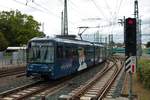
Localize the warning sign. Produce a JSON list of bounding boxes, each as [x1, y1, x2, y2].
[[125, 56, 136, 73]]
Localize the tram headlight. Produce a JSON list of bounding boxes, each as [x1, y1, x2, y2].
[[49, 69, 51, 71], [29, 65, 33, 68], [41, 65, 51, 72], [28, 65, 33, 70], [41, 66, 48, 69]]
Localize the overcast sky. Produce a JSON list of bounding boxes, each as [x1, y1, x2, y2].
[[0, 0, 149, 37]]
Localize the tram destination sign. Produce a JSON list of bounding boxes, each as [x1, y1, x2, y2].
[[31, 42, 53, 46]]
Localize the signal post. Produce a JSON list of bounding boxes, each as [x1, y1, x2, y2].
[[124, 18, 137, 100]]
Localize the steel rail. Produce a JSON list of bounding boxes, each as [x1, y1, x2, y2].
[[59, 57, 123, 100], [97, 61, 123, 99], [72, 62, 114, 99], [0, 67, 25, 78]]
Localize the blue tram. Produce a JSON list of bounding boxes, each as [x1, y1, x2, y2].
[[26, 37, 107, 79]]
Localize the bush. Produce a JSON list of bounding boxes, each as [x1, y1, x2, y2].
[[137, 59, 150, 89], [146, 41, 150, 48], [0, 32, 8, 51]]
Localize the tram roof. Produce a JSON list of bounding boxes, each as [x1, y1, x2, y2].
[[30, 37, 93, 46], [93, 43, 104, 47]]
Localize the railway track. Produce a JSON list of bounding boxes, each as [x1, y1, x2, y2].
[[0, 74, 79, 100], [28, 62, 109, 100], [0, 57, 122, 100], [0, 78, 72, 100], [0, 63, 108, 100], [0, 67, 25, 78], [103, 58, 124, 100], [0, 80, 43, 100], [59, 57, 123, 100]]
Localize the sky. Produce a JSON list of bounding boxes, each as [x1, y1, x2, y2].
[[0, 0, 150, 39]]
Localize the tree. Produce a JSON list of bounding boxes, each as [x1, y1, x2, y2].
[[0, 10, 45, 46], [146, 41, 150, 48], [0, 32, 8, 51]]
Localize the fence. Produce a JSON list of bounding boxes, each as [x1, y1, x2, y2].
[[0, 50, 26, 68]]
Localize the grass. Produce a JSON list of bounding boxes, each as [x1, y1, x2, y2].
[[133, 74, 150, 100], [133, 57, 150, 100]]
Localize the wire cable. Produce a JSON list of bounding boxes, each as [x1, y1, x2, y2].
[[104, 0, 112, 16], [13, 0, 46, 13], [90, 0, 110, 22], [32, 2, 60, 18], [116, 0, 124, 16]]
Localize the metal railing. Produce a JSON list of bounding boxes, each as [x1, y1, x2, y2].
[[0, 51, 26, 68]]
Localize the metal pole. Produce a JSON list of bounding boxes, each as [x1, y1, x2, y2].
[[105, 37, 107, 58], [64, 0, 68, 35], [129, 72, 133, 100], [128, 53, 133, 100], [61, 11, 64, 35], [108, 34, 111, 56]]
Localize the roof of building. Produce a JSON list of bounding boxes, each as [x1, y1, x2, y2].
[[7, 47, 27, 50]]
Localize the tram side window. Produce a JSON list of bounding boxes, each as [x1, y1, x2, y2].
[[85, 46, 94, 58], [100, 47, 102, 58], [64, 46, 77, 59], [65, 47, 71, 58], [73, 48, 78, 57], [57, 46, 63, 59], [65, 47, 74, 58]]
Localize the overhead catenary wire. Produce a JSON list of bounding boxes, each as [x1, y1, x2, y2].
[[69, 0, 87, 19], [115, 0, 119, 14], [12, 0, 78, 33], [24, 0, 61, 18], [26, 0, 34, 5], [116, 0, 124, 17], [57, 0, 86, 23], [104, 0, 112, 17], [13, 0, 47, 13], [13, 0, 62, 19], [58, 0, 85, 27], [12, 0, 128, 36], [13, 0, 76, 25], [90, 0, 110, 22], [110, 0, 124, 34], [90, 0, 118, 35], [104, 0, 124, 35], [32, 1, 60, 18]]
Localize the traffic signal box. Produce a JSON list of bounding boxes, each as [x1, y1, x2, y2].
[[125, 18, 136, 56]]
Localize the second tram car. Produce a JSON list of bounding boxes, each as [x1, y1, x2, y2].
[[26, 37, 107, 79]]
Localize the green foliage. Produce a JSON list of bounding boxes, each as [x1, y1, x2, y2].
[[137, 59, 150, 89], [146, 41, 150, 48], [0, 32, 8, 51], [0, 10, 45, 46]]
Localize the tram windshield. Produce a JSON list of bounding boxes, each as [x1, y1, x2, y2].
[[28, 42, 54, 63]]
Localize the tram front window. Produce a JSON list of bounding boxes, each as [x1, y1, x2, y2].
[[28, 46, 54, 63]]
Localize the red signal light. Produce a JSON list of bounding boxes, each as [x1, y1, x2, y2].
[[127, 19, 134, 25], [132, 64, 135, 73]]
